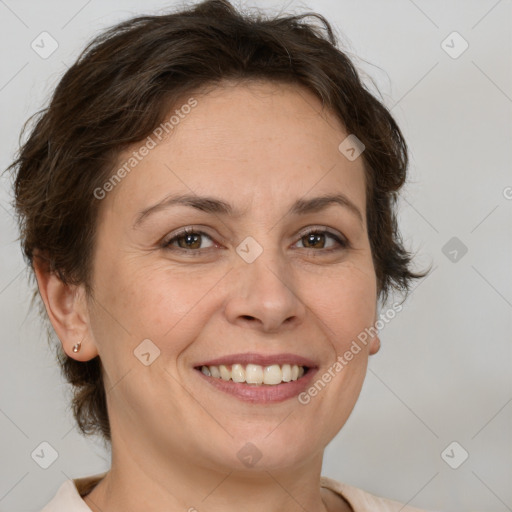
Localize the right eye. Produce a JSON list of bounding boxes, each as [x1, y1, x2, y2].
[[161, 227, 217, 253]]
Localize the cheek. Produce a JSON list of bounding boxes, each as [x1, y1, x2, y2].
[[92, 258, 226, 351], [304, 260, 377, 349]]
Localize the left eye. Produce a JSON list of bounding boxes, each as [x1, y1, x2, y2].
[[294, 229, 347, 251]]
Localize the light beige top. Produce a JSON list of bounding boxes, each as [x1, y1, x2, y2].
[[40, 472, 433, 511]]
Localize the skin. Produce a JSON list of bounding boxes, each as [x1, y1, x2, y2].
[[34, 80, 381, 512]]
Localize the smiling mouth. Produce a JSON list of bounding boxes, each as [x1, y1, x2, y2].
[[194, 363, 310, 386]]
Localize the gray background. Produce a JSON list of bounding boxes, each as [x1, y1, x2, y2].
[[0, 0, 511, 511]]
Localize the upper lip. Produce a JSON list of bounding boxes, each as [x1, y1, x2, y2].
[[194, 352, 318, 368]]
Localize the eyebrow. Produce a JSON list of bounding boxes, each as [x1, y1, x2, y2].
[[133, 192, 364, 228]]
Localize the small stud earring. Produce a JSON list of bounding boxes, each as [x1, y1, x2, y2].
[[72, 341, 82, 353]]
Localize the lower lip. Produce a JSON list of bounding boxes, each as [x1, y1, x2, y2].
[[194, 367, 318, 404]]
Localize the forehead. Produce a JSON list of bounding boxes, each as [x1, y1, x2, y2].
[[103, 80, 367, 223]]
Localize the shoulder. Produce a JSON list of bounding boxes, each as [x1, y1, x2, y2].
[[320, 476, 436, 512], [39, 473, 106, 512]]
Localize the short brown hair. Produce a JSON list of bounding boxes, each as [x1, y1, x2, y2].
[[7, 0, 429, 443]]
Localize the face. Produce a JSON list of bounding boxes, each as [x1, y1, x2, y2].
[[83, 80, 380, 473]]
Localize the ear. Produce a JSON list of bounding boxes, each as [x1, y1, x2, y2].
[[33, 252, 99, 361]]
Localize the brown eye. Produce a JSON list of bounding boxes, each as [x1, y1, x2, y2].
[[163, 229, 215, 252], [302, 232, 327, 249], [295, 229, 347, 251], [176, 232, 202, 249]]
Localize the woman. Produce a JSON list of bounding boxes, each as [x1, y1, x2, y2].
[[9, 0, 431, 510]]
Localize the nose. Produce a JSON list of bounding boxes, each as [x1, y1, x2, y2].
[[223, 246, 306, 333]]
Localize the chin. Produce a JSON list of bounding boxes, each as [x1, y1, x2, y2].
[[203, 430, 325, 474]]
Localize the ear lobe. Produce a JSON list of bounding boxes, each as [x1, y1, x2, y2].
[[33, 252, 99, 362], [369, 334, 381, 355]]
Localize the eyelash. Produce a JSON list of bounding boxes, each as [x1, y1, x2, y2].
[[161, 226, 349, 256]]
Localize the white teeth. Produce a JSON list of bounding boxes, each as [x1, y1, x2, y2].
[[245, 364, 263, 384], [219, 364, 230, 381], [198, 363, 306, 385], [263, 364, 282, 385], [281, 364, 292, 382], [231, 363, 245, 383]]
